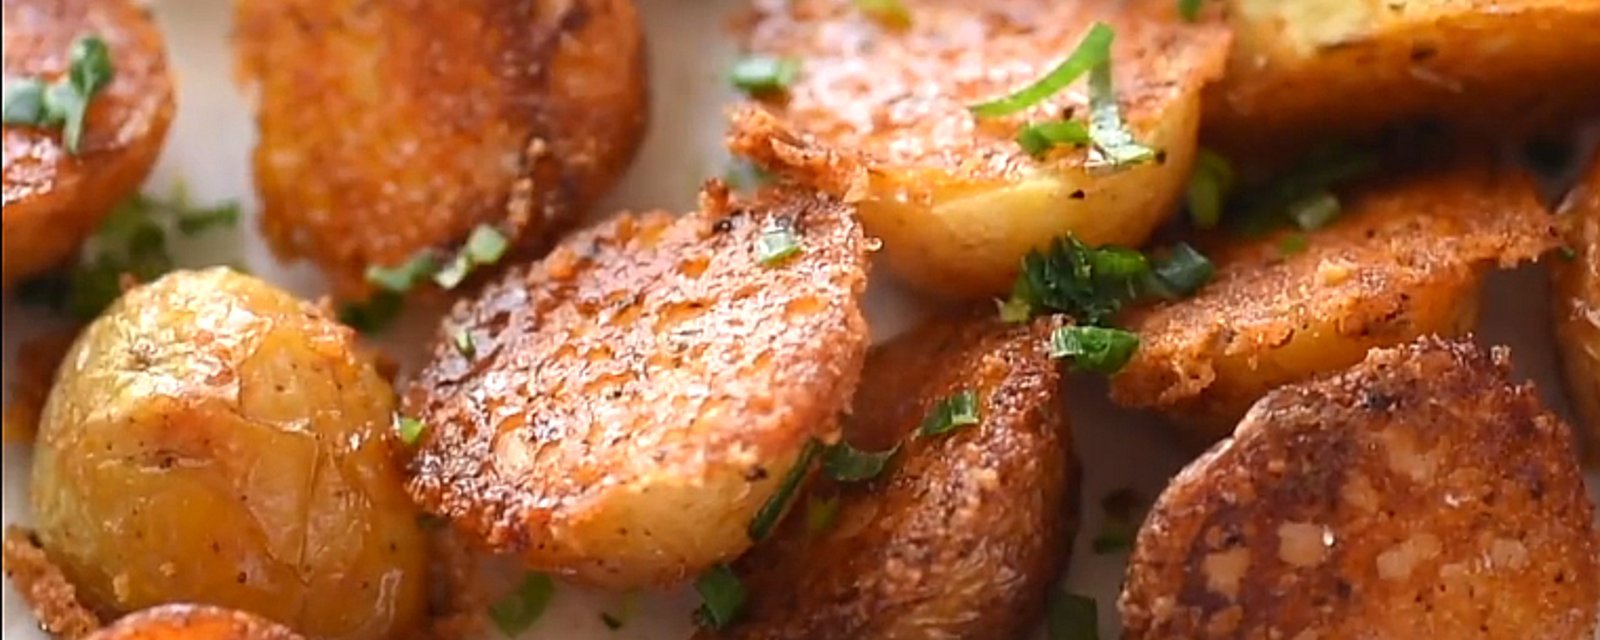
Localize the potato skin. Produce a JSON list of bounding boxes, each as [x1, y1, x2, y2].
[[1553, 153, 1600, 466], [89, 606, 304, 640], [2, 0, 174, 289], [1120, 337, 1600, 639], [728, 0, 1229, 298], [234, 0, 647, 297], [702, 314, 1076, 640], [31, 269, 428, 640], [1111, 162, 1556, 440], [405, 184, 871, 588]]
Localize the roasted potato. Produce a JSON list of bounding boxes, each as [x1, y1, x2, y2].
[[1119, 337, 1600, 638], [2, 0, 175, 289], [1553, 152, 1600, 466], [728, 0, 1230, 297], [701, 314, 1076, 639], [30, 268, 428, 640], [405, 183, 871, 588], [234, 0, 648, 297], [1206, 0, 1600, 156], [1111, 162, 1557, 440], [89, 606, 303, 640]]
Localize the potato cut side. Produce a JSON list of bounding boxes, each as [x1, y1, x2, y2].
[[1111, 162, 1557, 440], [728, 0, 1229, 298], [234, 0, 648, 298], [703, 313, 1075, 639], [404, 184, 871, 588], [1553, 152, 1600, 466], [2, 0, 174, 289], [1206, 0, 1600, 156], [89, 605, 304, 640], [1120, 337, 1600, 639]]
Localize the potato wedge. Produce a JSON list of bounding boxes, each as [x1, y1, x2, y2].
[[728, 0, 1229, 297], [2, 0, 175, 289], [703, 313, 1075, 639], [1119, 337, 1600, 638], [1111, 162, 1556, 440], [31, 269, 427, 640], [1206, 0, 1600, 156], [1553, 152, 1600, 466], [234, 0, 648, 297], [89, 605, 303, 640], [404, 184, 871, 588]]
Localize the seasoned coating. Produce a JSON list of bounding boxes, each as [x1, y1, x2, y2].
[[234, 0, 648, 297], [728, 0, 1229, 297], [1119, 338, 1600, 639], [2, 0, 174, 289], [88, 606, 303, 640], [405, 184, 871, 588], [1206, 0, 1600, 157], [3, 528, 100, 640], [31, 269, 428, 640], [1111, 162, 1557, 440], [1553, 152, 1600, 465], [703, 314, 1075, 640]]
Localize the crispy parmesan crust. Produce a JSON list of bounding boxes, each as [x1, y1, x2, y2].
[[1553, 153, 1600, 466], [3, 528, 100, 639], [405, 184, 871, 587], [88, 605, 303, 640], [1120, 337, 1600, 639]]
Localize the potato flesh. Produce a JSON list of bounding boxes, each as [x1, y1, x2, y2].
[[89, 605, 304, 640], [1553, 154, 1600, 465], [31, 269, 426, 640]]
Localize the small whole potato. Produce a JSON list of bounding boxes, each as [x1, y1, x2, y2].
[[89, 605, 304, 640], [31, 268, 427, 640], [1553, 152, 1600, 464]]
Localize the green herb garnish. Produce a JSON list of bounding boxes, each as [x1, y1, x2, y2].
[[435, 224, 510, 289], [1086, 60, 1156, 168], [367, 253, 438, 293], [969, 23, 1113, 118], [1234, 144, 1376, 233], [806, 496, 842, 535], [1047, 589, 1100, 640], [2, 36, 113, 154], [1178, 0, 1204, 21], [748, 439, 821, 541], [919, 390, 980, 437], [693, 565, 746, 630], [757, 217, 803, 265], [1017, 120, 1092, 158], [822, 441, 899, 482], [1185, 149, 1234, 229], [1557, 245, 1578, 262], [1004, 235, 1150, 326], [338, 291, 403, 333], [1049, 326, 1140, 374], [1285, 190, 1342, 231], [854, 0, 911, 28], [731, 56, 802, 96], [453, 328, 476, 358], [1145, 243, 1213, 299], [1278, 233, 1310, 256], [395, 416, 427, 446], [489, 573, 556, 637]]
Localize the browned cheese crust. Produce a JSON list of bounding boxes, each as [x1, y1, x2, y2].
[[1553, 152, 1600, 466], [405, 184, 871, 588], [2, 0, 174, 289], [88, 605, 304, 640], [1120, 337, 1600, 639], [3, 528, 100, 639], [234, 0, 648, 297], [704, 314, 1075, 640], [1112, 162, 1557, 440]]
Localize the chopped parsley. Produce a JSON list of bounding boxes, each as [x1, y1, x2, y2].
[[1145, 243, 1214, 299], [1234, 144, 1377, 234], [757, 217, 803, 265], [806, 496, 842, 535], [435, 224, 510, 289], [452, 328, 476, 358], [1185, 149, 1234, 229], [1003, 235, 1214, 326], [489, 573, 555, 637], [854, 0, 912, 28], [822, 441, 899, 482], [1090, 488, 1146, 554], [1085, 60, 1155, 169], [919, 390, 980, 437], [1049, 326, 1139, 374], [1177, 0, 1204, 22], [366, 253, 438, 293], [338, 292, 403, 333], [1285, 190, 1342, 231], [970, 23, 1113, 118], [693, 565, 747, 630], [2, 35, 113, 153], [1047, 589, 1100, 640], [730, 55, 801, 96], [748, 438, 821, 542], [394, 416, 427, 446], [1017, 120, 1092, 158]]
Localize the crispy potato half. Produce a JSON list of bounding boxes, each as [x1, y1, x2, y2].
[[2, 0, 174, 289], [728, 0, 1229, 298], [404, 184, 871, 588], [703, 314, 1076, 639], [30, 269, 428, 640], [89, 606, 304, 640], [1553, 153, 1600, 466], [1207, 0, 1600, 156], [1120, 337, 1600, 638], [234, 0, 647, 297], [1111, 162, 1557, 440]]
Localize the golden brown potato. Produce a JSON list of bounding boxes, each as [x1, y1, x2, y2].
[[701, 314, 1076, 639], [31, 268, 428, 640], [1554, 152, 1600, 466], [2, 0, 175, 289], [1119, 337, 1600, 638], [728, 0, 1229, 298], [1206, 0, 1600, 156], [1111, 162, 1557, 440], [89, 605, 303, 640], [234, 0, 648, 298], [405, 183, 871, 588]]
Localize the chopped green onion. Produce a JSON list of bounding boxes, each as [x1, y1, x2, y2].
[[2, 79, 48, 125], [822, 441, 899, 482], [969, 23, 1113, 118], [757, 218, 803, 265], [854, 0, 911, 27], [1286, 190, 1342, 230], [1177, 0, 1204, 21], [748, 439, 821, 541], [453, 328, 476, 358], [1557, 245, 1578, 261], [693, 565, 746, 630], [1146, 243, 1213, 298], [806, 496, 842, 535], [1185, 149, 1234, 229], [395, 416, 427, 446], [338, 291, 403, 333], [731, 55, 802, 96], [489, 573, 555, 637], [1086, 61, 1156, 169], [1278, 233, 1310, 256], [1004, 235, 1150, 326], [465, 224, 510, 264], [1049, 326, 1140, 374], [175, 202, 241, 235], [1047, 590, 1100, 640], [919, 390, 980, 437], [2, 35, 113, 154], [367, 253, 438, 293], [998, 294, 1033, 324], [433, 254, 473, 289], [1235, 145, 1376, 234], [1090, 525, 1134, 554], [1017, 120, 1092, 157]]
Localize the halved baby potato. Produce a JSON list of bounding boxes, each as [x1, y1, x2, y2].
[[30, 269, 428, 640], [704, 313, 1075, 639], [1111, 162, 1556, 440], [1120, 337, 1600, 638], [1553, 152, 1600, 465], [2, 0, 175, 289], [728, 0, 1230, 297], [234, 0, 648, 297], [89, 605, 303, 640], [404, 183, 871, 588]]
